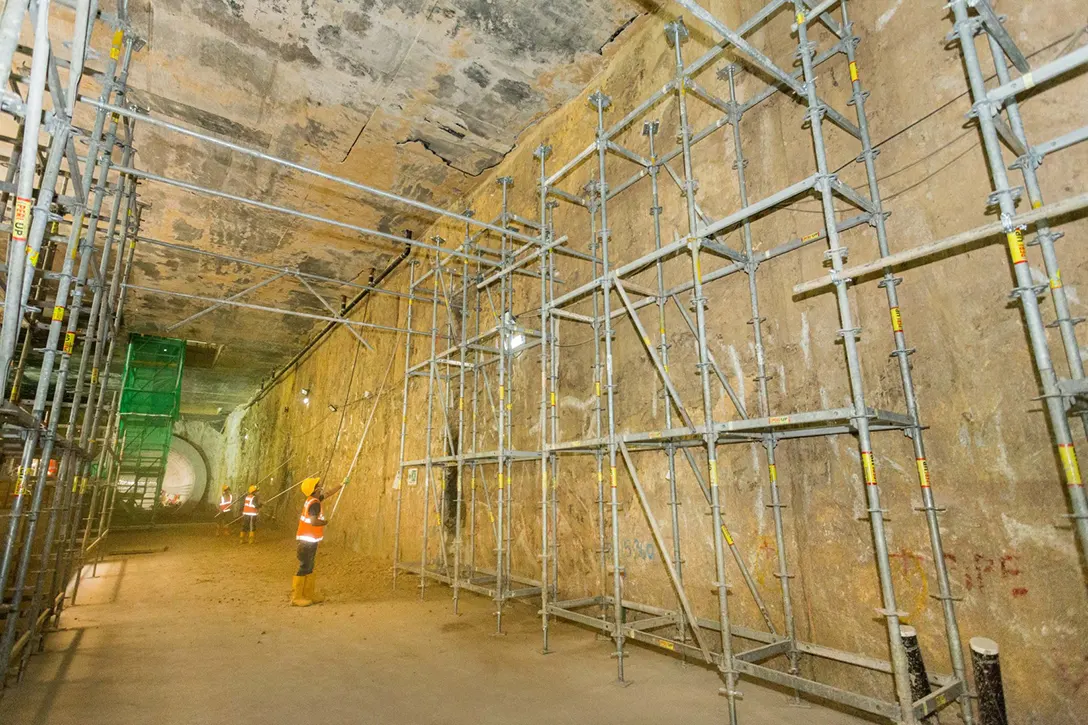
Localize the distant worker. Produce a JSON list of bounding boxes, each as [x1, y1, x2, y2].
[[216, 485, 233, 536], [241, 484, 261, 544], [291, 476, 343, 607]]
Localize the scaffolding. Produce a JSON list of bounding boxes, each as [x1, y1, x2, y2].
[[939, 0, 1088, 564], [0, 2, 145, 684], [392, 1, 980, 723]]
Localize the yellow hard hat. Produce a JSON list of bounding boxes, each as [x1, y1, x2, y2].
[[222, 485, 230, 492], [248, 485, 257, 494], [301, 476, 320, 497]]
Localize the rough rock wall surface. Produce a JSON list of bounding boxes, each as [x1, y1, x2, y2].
[[233, 1, 1088, 721]]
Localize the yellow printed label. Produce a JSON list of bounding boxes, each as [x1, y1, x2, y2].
[[550, 392, 556, 407], [110, 29, 123, 59], [720, 524, 734, 546], [768, 415, 791, 426], [497, 472, 504, 490], [1050, 269, 1063, 290], [71, 475, 80, 493], [709, 459, 718, 487], [694, 255, 702, 283], [597, 469, 603, 485], [768, 463, 777, 483], [1059, 444, 1082, 486], [499, 385, 505, 401], [12, 197, 32, 241], [458, 399, 463, 411], [1032, 199, 1043, 210], [91, 368, 99, 385], [1006, 229, 1026, 264], [642, 335, 651, 347], [80, 477, 89, 493], [610, 466, 617, 489], [14, 467, 27, 496], [849, 61, 859, 82], [796, 12, 805, 24], [916, 458, 931, 489], [801, 231, 821, 242], [595, 381, 601, 397], [63, 331, 76, 355], [890, 306, 903, 333], [861, 451, 876, 486], [52, 306, 65, 322], [27, 248, 39, 266], [658, 639, 676, 651], [487, 510, 495, 523]]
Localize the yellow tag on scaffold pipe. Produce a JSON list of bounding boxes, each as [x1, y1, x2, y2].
[[1059, 444, 1082, 486], [71, 476, 81, 493], [80, 478, 89, 494], [550, 392, 556, 407], [916, 458, 931, 489], [610, 466, 617, 489], [849, 61, 859, 82], [498, 385, 505, 401], [597, 468, 603, 485], [1050, 269, 1063, 290], [890, 306, 903, 333], [796, 12, 805, 25], [27, 248, 39, 266], [720, 525, 734, 546], [497, 472, 504, 490], [63, 332, 76, 355], [52, 306, 65, 322], [768, 463, 777, 484], [861, 451, 877, 486], [1032, 199, 1043, 209], [709, 459, 718, 487], [91, 368, 99, 385], [1006, 229, 1026, 264], [595, 381, 601, 397], [801, 231, 821, 242], [110, 29, 123, 59], [12, 197, 32, 241]]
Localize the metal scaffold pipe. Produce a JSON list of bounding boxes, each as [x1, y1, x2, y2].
[[83, 98, 544, 247]]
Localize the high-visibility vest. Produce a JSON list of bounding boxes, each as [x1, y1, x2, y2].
[[243, 494, 258, 517], [219, 493, 233, 512], [296, 496, 325, 543]]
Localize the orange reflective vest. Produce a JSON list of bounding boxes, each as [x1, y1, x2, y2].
[[219, 493, 233, 512], [296, 496, 325, 543], [243, 494, 258, 517]]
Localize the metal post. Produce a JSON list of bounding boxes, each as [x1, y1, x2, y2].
[[494, 176, 512, 635], [419, 247, 441, 598], [794, 6, 917, 721], [841, 2, 972, 721], [724, 62, 800, 678], [392, 262, 418, 588], [0, 0, 51, 389], [452, 215, 472, 614], [947, 0, 1088, 566], [644, 119, 687, 643], [535, 143, 552, 652], [667, 18, 738, 715], [589, 89, 625, 682]]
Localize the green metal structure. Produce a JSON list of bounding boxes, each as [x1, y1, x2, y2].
[[115, 334, 185, 524]]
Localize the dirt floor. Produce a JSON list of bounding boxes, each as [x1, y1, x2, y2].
[[0, 526, 870, 725]]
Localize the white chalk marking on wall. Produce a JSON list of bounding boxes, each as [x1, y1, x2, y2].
[[876, 0, 904, 32], [799, 312, 811, 369]]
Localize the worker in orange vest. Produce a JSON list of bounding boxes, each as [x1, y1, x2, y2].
[[241, 484, 261, 544], [291, 476, 342, 607], [216, 485, 233, 536]]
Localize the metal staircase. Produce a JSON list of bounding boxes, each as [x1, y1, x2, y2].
[[115, 334, 185, 524]]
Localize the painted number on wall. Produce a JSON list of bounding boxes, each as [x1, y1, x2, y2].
[[623, 538, 655, 561]]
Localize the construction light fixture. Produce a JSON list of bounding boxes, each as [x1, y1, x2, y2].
[[328, 404, 338, 413], [303, 396, 310, 406], [301, 387, 310, 396]]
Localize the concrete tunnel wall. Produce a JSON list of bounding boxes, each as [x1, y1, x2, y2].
[[227, 1, 1088, 721]]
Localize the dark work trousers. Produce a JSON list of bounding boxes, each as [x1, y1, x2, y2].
[[297, 540, 319, 576], [242, 515, 258, 533]]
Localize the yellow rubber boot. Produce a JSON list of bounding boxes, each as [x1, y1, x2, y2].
[[304, 573, 325, 604], [290, 576, 312, 607], [238, 530, 245, 543], [248, 531, 255, 545]]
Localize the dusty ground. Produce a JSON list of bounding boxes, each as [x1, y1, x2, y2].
[[0, 525, 869, 725]]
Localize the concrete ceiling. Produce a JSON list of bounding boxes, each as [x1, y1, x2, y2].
[[112, 0, 645, 414]]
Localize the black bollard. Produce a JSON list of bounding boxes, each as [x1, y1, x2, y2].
[[900, 625, 932, 705], [971, 636, 1009, 725]]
